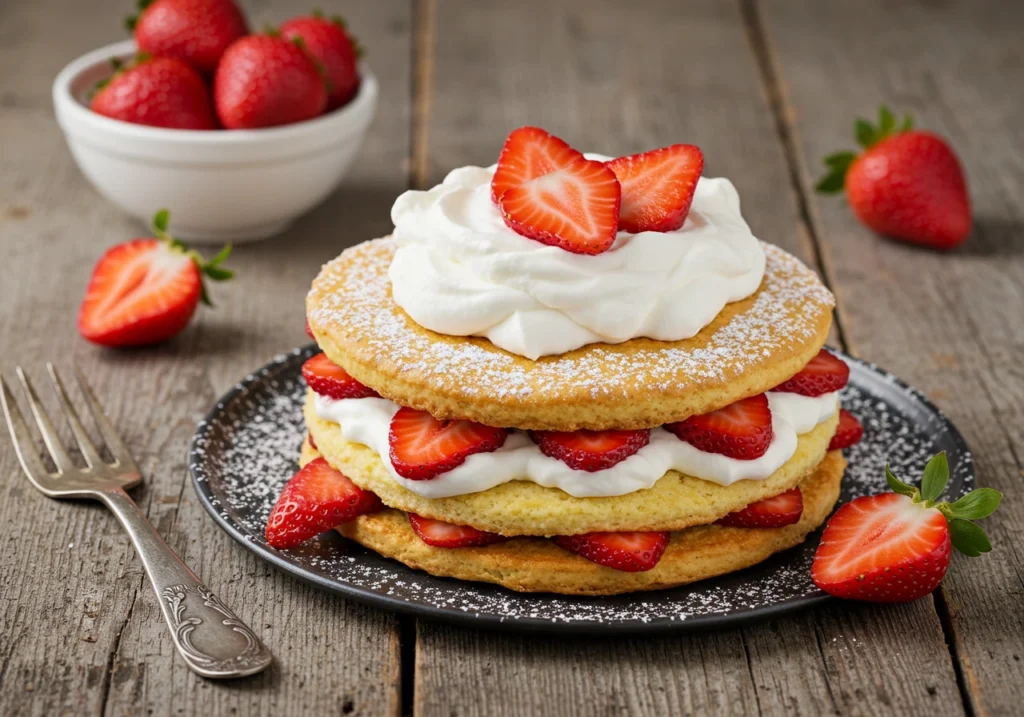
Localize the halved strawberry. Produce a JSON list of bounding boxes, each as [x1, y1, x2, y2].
[[498, 157, 621, 255], [665, 394, 774, 460], [490, 126, 584, 203], [812, 452, 1001, 602], [606, 144, 704, 233], [554, 531, 670, 572], [302, 353, 378, 400], [531, 428, 649, 472], [718, 488, 803, 528], [307, 432, 317, 450], [773, 349, 850, 396], [388, 407, 508, 480], [408, 514, 507, 548], [265, 457, 383, 548], [829, 409, 864, 450], [78, 210, 232, 347]]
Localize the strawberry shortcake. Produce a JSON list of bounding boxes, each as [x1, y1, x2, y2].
[[267, 127, 863, 596]]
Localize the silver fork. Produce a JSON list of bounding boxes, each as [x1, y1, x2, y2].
[[1, 364, 272, 679]]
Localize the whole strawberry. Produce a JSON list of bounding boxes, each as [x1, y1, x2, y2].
[[79, 210, 233, 347], [127, 0, 248, 74], [90, 55, 217, 130], [817, 106, 971, 250], [280, 12, 361, 111], [214, 34, 328, 129]]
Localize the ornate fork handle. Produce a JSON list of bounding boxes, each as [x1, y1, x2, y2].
[[101, 489, 273, 678]]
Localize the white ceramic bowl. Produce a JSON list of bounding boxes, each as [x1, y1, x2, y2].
[[53, 40, 378, 243]]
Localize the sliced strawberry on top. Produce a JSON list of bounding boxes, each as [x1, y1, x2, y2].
[[490, 126, 585, 203], [554, 531, 669, 572], [408, 514, 507, 548], [606, 144, 704, 233], [302, 353, 378, 400], [829, 409, 864, 451], [388, 407, 508, 480], [265, 458, 384, 548], [531, 428, 649, 472], [773, 349, 850, 396], [718, 488, 803, 528], [499, 157, 622, 255], [665, 394, 774, 460]]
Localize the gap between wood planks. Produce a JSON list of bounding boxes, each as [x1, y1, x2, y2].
[[737, 0, 976, 715]]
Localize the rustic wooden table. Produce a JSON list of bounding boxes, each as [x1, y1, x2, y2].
[[2, 0, 1022, 714]]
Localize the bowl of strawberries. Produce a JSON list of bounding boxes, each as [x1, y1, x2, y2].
[[52, 0, 377, 243]]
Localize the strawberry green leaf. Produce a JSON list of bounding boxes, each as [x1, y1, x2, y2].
[[948, 518, 992, 557], [124, 15, 138, 32], [152, 209, 170, 234], [948, 487, 1002, 521], [824, 151, 856, 171], [900, 114, 914, 132], [815, 169, 846, 194], [878, 105, 896, 137], [203, 266, 234, 281], [920, 451, 949, 503], [206, 244, 232, 267], [885, 465, 919, 499], [855, 119, 875, 148]]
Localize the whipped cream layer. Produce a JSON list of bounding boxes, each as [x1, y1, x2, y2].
[[388, 156, 767, 359], [313, 391, 838, 499]]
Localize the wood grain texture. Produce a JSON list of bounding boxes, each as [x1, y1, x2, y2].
[[759, 0, 1024, 715], [0, 1, 412, 715], [413, 1, 964, 714]]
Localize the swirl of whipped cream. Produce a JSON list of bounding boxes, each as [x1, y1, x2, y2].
[[387, 155, 767, 359]]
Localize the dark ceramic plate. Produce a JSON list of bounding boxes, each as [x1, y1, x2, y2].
[[189, 346, 973, 633]]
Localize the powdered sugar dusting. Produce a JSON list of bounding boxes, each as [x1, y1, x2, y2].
[[189, 349, 973, 632]]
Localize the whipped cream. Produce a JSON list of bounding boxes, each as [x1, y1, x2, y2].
[[312, 390, 838, 499], [388, 156, 766, 359]]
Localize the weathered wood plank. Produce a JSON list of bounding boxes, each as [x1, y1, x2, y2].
[[0, 1, 412, 715], [414, 1, 965, 714], [760, 0, 1024, 714]]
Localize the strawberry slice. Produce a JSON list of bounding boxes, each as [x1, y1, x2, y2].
[[665, 394, 774, 460], [305, 318, 315, 340], [812, 452, 1001, 602], [773, 349, 850, 396], [78, 210, 232, 347], [408, 514, 507, 548], [490, 126, 585, 203], [718, 488, 803, 528], [606, 144, 704, 233], [554, 531, 670, 572], [265, 458, 384, 548], [388, 407, 508, 480], [531, 428, 649, 472], [302, 353, 378, 400], [307, 432, 317, 451], [498, 157, 622, 255], [829, 409, 864, 450]]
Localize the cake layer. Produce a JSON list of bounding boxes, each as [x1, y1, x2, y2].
[[305, 397, 838, 536], [306, 238, 834, 431], [300, 440, 846, 596]]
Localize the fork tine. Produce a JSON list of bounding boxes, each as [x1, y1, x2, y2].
[[72, 366, 138, 471], [46, 363, 105, 469], [15, 367, 78, 475], [1, 376, 53, 480]]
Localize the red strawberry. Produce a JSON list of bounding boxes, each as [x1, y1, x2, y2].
[[307, 432, 317, 451], [302, 353, 378, 400], [531, 429, 649, 472], [281, 12, 361, 111], [265, 457, 383, 548], [829, 409, 864, 451], [214, 35, 327, 129], [554, 531, 669, 572], [89, 55, 217, 130], [665, 394, 774, 460], [388, 408, 508, 480], [78, 210, 232, 347], [817, 106, 971, 250], [491, 126, 584, 203], [304, 318, 315, 340], [606, 144, 704, 233], [718, 488, 803, 528], [773, 349, 850, 397], [408, 514, 506, 548], [812, 452, 1001, 602], [499, 157, 621, 255], [128, 0, 248, 74]]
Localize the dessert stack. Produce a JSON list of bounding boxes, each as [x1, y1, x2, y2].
[[267, 127, 863, 595]]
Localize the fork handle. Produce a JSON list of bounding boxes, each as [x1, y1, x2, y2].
[[100, 489, 273, 679]]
